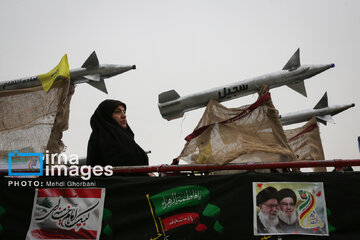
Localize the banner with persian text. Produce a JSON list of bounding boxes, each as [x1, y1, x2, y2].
[[26, 188, 105, 240]]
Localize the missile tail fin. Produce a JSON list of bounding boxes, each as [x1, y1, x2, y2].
[[84, 74, 101, 81], [316, 117, 327, 125], [158, 90, 180, 103], [87, 79, 108, 94], [287, 81, 307, 97], [283, 48, 300, 70], [82, 51, 100, 68], [314, 92, 328, 109], [317, 115, 335, 125]]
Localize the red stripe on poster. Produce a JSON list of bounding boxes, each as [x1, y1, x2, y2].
[[300, 193, 315, 220], [162, 213, 199, 231], [31, 228, 97, 239], [37, 188, 102, 198]]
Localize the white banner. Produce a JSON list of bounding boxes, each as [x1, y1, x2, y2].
[[26, 188, 105, 240]]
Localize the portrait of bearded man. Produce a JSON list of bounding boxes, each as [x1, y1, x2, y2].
[[256, 187, 281, 234], [277, 188, 301, 233]]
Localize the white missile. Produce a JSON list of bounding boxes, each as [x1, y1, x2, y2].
[[0, 51, 136, 94], [158, 49, 334, 120], [279, 92, 355, 126]]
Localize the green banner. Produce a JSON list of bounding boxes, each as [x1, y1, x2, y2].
[[150, 185, 210, 217]]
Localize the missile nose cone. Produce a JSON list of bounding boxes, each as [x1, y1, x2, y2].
[[132, 65, 136, 70], [351, 103, 355, 107], [330, 63, 335, 68]]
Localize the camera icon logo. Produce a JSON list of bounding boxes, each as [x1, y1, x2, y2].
[[8, 150, 43, 176]]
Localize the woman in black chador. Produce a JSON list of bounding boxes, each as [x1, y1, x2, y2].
[[87, 99, 148, 168]]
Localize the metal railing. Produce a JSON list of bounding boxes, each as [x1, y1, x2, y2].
[[1, 159, 360, 175]]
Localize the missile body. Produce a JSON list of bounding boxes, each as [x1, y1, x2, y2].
[[158, 49, 334, 120], [0, 51, 136, 94], [279, 92, 355, 126]]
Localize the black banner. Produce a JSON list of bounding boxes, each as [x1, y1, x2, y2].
[[0, 172, 359, 240]]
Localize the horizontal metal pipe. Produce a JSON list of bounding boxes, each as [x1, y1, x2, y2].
[[1, 159, 359, 175]]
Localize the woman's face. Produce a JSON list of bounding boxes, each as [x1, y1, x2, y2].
[[112, 105, 127, 128]]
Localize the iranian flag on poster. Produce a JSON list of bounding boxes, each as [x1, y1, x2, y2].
[[26, 188, 105, 240]]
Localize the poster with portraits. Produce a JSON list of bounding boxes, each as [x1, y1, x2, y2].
[[253, 182, 328, 236]]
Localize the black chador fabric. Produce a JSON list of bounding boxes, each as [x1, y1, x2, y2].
[[87, 99, 148, 167]]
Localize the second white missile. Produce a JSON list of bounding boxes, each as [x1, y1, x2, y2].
[[279, 92, 355, 126]]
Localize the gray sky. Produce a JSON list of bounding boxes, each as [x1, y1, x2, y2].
[[1, 0, 359, 166]]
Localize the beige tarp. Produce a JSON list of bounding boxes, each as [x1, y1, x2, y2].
[[178, 87, 296, 168], [284, 117, 327, 172], [0, 79, 74, 168]]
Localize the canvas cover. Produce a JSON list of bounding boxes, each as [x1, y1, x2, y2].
[[178, 87, 296, 167], [285, 117, 327, 172], [0, 79, 75, 169]]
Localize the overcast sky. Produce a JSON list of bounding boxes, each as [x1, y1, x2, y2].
[[1, 0, 359, 167]]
